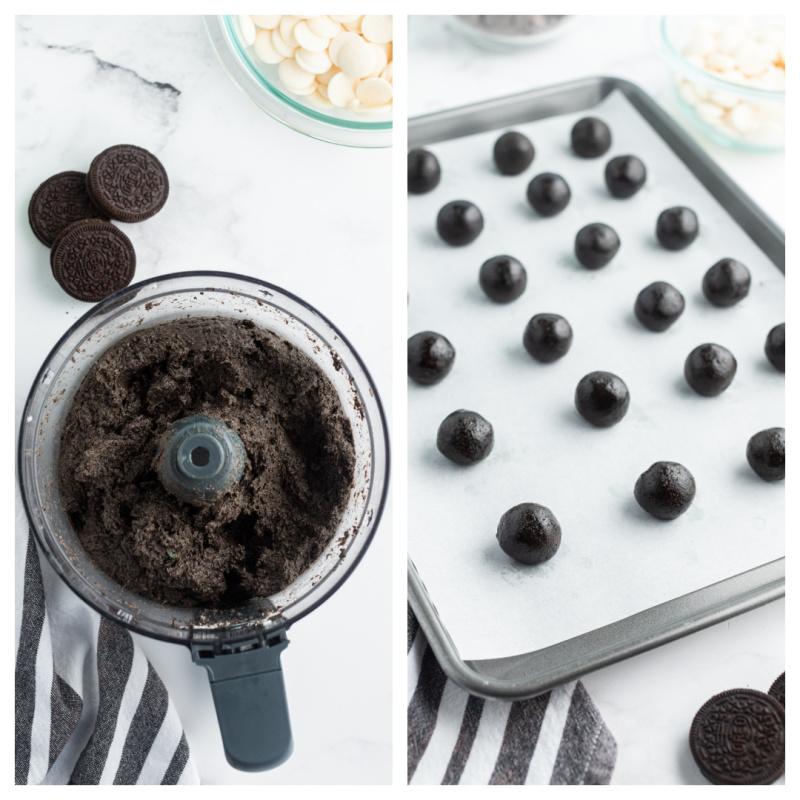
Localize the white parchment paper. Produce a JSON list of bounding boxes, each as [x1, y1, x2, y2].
[[408, 90, 784, 662]]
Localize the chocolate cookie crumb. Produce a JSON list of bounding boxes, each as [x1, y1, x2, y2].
[[58, 317, 356, 609]]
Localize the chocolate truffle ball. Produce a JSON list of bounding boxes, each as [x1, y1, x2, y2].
[[523, 313, 573, 363], [656, 206, 699, 251], [408, 331, 455, 385], [575, 371, 630, 427], [604, 155, 647, 198], [702, 258, 751, 307], [575, 223, 621, 269], [746, 428, 785, 482], [496, 503, 562, 565], [684, 343, 737, 397], [634, 461, 696, 520], [436, 200, 484, 246], [526, 172, 571, 217], [634, 281, 685, 332], [765, 323, 785, 373], [571, 117, 612, 158], [479, 255, 527, 303], [493, 130, 535, 176], [408, 149, 441, 194], [437, 410, 494, 465]]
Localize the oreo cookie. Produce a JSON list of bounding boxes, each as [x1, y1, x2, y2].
[[690, 688, 785, 785], [769, 673, 785, 708], [51, 219, 136, 302], [88, 144, 169, 223], [28, 171, 108, 247]]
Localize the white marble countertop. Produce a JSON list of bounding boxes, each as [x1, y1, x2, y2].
[[16, 15, 392, 785], [409, 15, 784, 786]]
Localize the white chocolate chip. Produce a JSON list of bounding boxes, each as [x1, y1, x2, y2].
[[295, 47, 333, 74], [368, 43, 388, 77], [693, 83, 710, 101], [287, 80, 318, 97], [316, 65, 338, 86], [326, 71, 359, 107], [271, 28, 296, 59], [278, 57, 316, 90], [709, 89, 739, 109], [294, 20, 330, 53], [734, 42, 770, 77], [250, 15, 281, 30], [307, 16, 342, 39], [343, 17, 364, 33], [254, 28, 284, 64], [237, 14, 256, 46], [361, 15, 393, 44], [354, 102, 392, 115], [279, 16, 301, 49], [729, 103, 756, 132], [307, 90, 334, 109], [356, 76, 393, 106], [380, 61, 393, 83], [338, 36, 376, 79], [706, 52, 736, 71], [329, 15, 360, 23], [329, 31, 361, 66], [695, 101, 724, 122]]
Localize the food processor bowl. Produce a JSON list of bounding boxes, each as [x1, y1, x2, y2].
[[204, 15, 392, 149], [18, 271, 390, 771]]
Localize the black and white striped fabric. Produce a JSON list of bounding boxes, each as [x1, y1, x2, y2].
[[408, 606, 617, 785], [16, 499, 200, 785]]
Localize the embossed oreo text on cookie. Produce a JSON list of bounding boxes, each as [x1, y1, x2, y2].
[[88, 144, 169, 223], [690, 689, 785, 785], [51, 220, 136, 302], [28, 171, 108, 247]]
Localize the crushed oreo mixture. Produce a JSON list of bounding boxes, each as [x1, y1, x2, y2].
[[58, 316, 355, 608]]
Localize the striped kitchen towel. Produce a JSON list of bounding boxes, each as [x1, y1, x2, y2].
[[15, 505, 200, 785], [408, 606, 617, 785]]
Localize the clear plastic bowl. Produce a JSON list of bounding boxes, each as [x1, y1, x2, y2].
[[18, 271, 390, 647], [204, 15, 392, 148], [652, 15, 784, 152]]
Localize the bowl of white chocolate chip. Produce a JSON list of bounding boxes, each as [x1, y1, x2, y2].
[[654, 15, 784, 152], [205, 15, 392, 148]]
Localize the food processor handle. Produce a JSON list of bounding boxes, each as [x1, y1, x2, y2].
[[192, 631, 293, 772]]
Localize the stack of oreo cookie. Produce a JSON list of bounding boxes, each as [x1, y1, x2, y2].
[[28, 144, 169, 302]]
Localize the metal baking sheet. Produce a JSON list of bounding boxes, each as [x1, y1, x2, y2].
[[407, 77, 784, 698]]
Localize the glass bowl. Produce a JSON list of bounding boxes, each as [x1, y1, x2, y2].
[[449, 15, 579, 52], [18, 271, 390, 647], [204, 15, 392, 148], [653, 15, 784, 152]]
